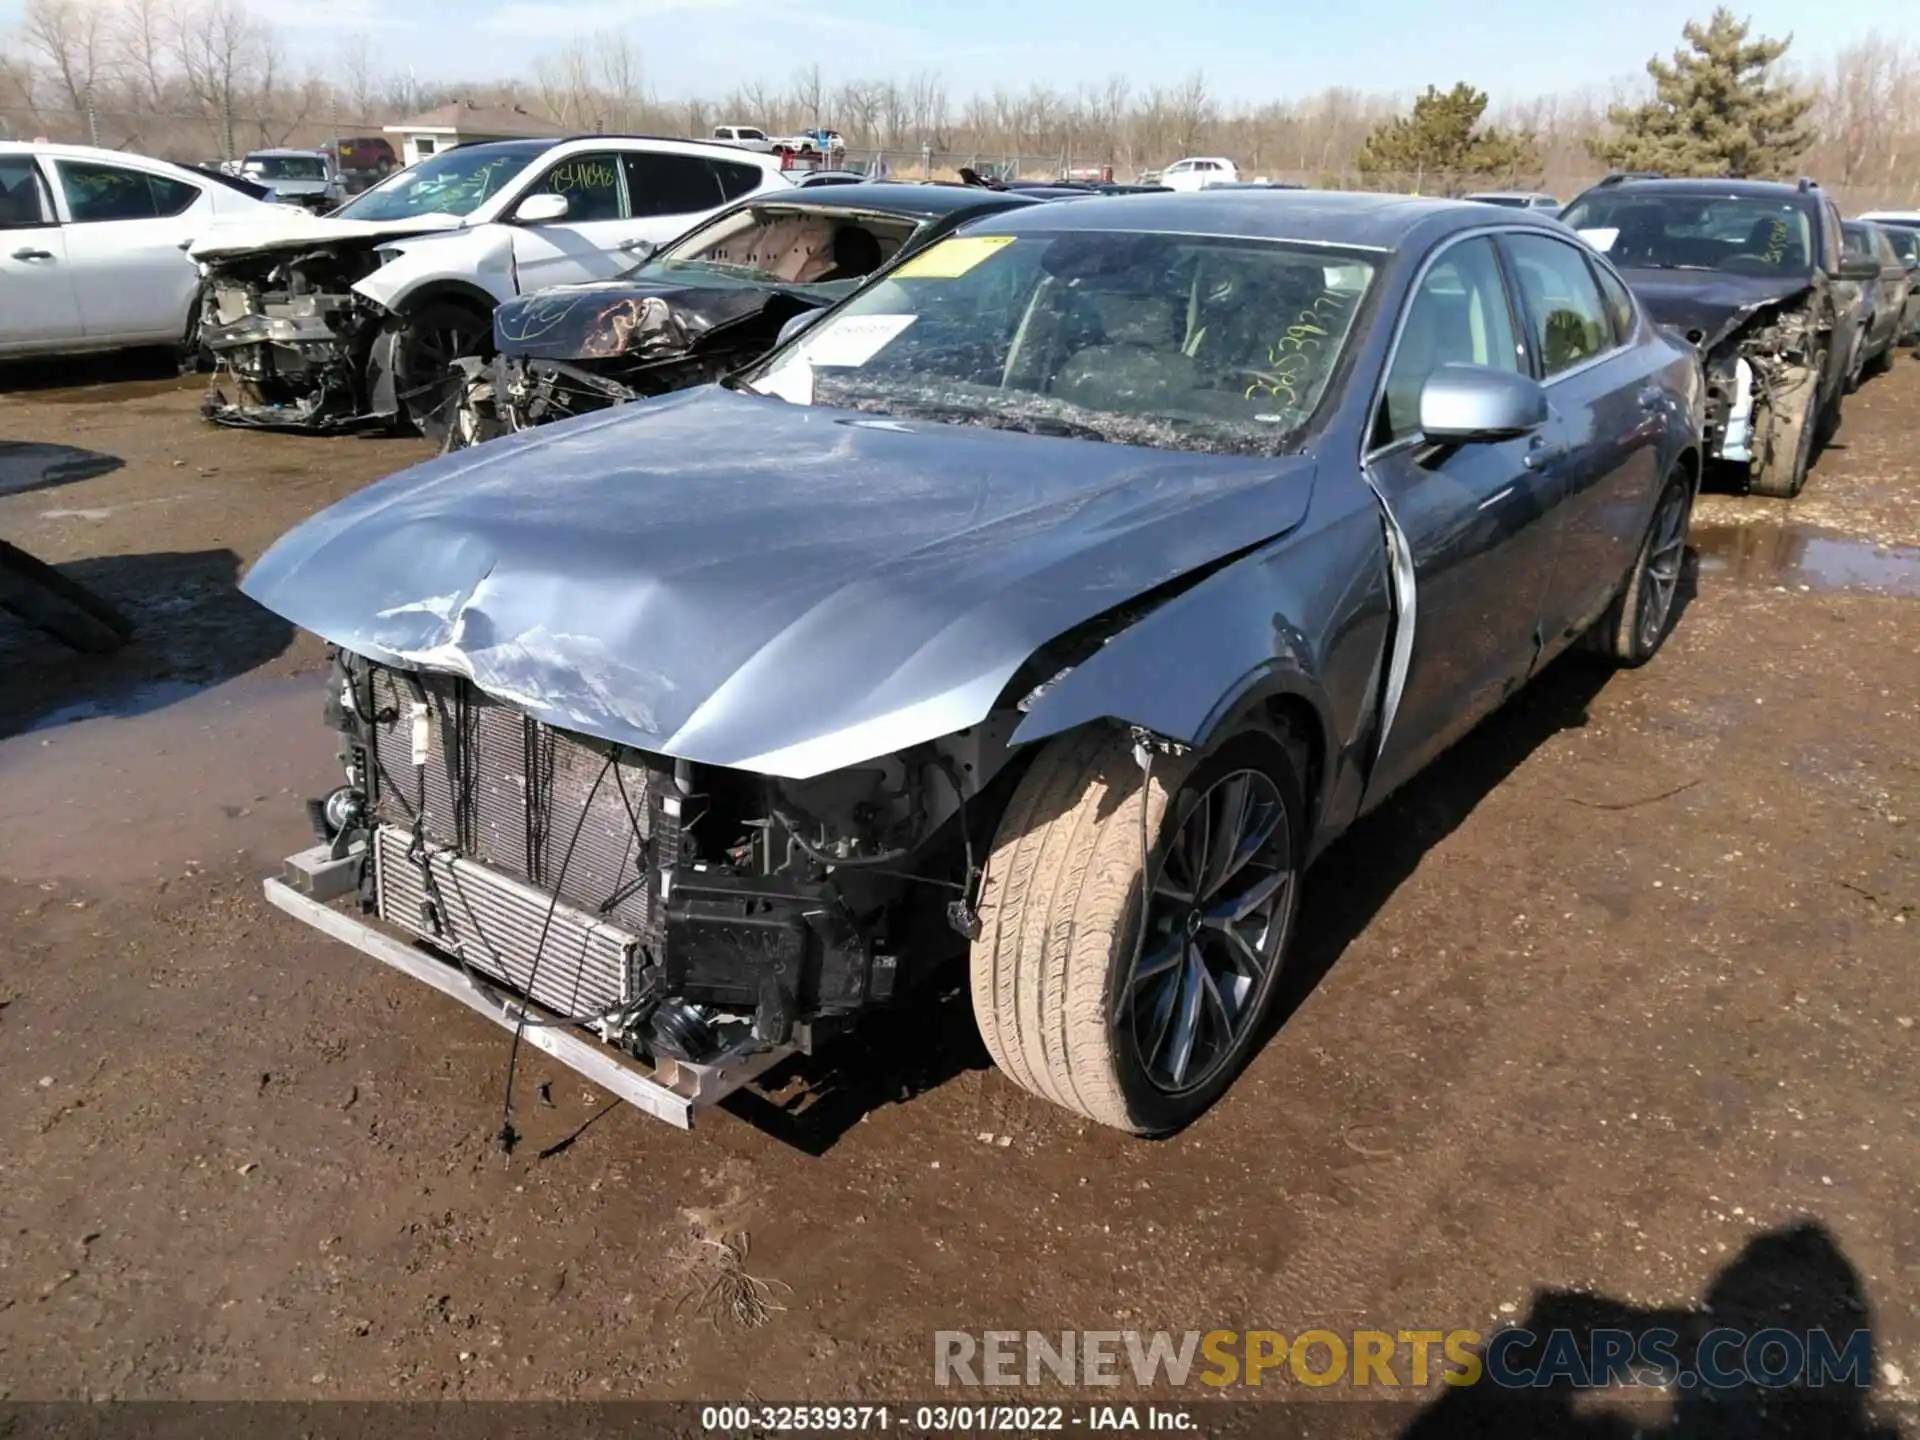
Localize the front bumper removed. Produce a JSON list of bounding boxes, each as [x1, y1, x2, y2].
[[263, 843, 794, 1128]]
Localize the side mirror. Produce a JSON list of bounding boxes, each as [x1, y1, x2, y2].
[[775, 308, 826, 348], [1419, 363, 1549, 443], [1836, 251, 1882, 282], [513, 192, 570, 225]]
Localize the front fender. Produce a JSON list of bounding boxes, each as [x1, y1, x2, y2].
[[1010, 495, 1392, 849], [352, 232, 515, 313]]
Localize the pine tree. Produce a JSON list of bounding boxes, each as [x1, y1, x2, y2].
[[1590, 8, 1816, 178], [1355, 83, 1539, 194]]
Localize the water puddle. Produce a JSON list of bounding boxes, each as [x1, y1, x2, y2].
[[1691, 522, 1920, 598], [0, 671, 339, 889]]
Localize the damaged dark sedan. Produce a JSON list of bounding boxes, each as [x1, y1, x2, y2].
[[245, 193, 1703, 1138], [1560, 174, 1882, 498], [447, 183, 1041, 445]]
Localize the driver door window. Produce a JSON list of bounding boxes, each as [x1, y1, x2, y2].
[[1376, 236, 1522, 447], [1503, 233, 1613, 378], [531, 152, 626, 223], [0, 156, 54, 226]]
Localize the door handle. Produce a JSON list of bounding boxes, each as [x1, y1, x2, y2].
[[11, 247, 54, 261], [1522, 434, 1564, 470]]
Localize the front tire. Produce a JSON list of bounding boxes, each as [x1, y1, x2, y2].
[[1748, 342, 1824, 499], [969, 726, 1304, 1135], [391, 299, 490, 441]]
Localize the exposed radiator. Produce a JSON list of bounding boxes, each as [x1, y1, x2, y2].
[[360, 665, 676, 945], [372, 824, 641, 1020]]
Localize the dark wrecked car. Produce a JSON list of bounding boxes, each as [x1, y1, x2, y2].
[[244, 193, 1703, 1138], [189, 136, 789, 434], [447, 183, 1041, 446], [1560, 174, 1882, 498]]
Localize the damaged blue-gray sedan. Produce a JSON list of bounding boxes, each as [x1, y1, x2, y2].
[[244, 192, 1704, 1138]]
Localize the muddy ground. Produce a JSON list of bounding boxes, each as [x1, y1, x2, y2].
[[0, 354, 1915, 1430]]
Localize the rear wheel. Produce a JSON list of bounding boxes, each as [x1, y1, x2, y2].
[[1590, 466, 1692, 667], [969, 725, 1304, 1135]]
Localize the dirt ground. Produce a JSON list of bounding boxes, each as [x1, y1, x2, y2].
[[0, 353, 1915, 1430]]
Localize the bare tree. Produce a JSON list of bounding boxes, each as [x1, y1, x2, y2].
[[334, 32, 379, 126], [21, 0, 104, 115], [789, 61, 823, 131], [169, 0, 268, 158]]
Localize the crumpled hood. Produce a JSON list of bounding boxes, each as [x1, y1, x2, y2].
[[190, 213, 461, 262], [1618, 268, 1813, 352], [493, 275, 835, 362], [242, 386, 1316, 777]]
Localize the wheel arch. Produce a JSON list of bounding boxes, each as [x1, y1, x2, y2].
[[384, 278, 500, 327]]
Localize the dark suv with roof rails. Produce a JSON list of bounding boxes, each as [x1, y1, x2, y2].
[[1559, 173, 1882, 497]]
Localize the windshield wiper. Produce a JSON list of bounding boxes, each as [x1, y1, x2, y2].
[[843, 395, 1111, 442]]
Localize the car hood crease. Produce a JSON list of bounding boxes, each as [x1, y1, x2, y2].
[[1617, 269, 1815, 352], [241, 386, 1317, 777]]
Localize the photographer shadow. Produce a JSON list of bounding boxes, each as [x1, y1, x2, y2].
[[1403, 1222, 1900, 1439]]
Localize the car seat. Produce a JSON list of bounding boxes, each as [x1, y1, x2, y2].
[[1048, 290, 1196, 412], [816, 225, 884, 282]]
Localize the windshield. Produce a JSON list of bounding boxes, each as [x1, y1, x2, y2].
[[246, 155, 327, 181], [1561, 193, 1816, 277], [633, 205, 919, 283], [332, 142, 552, 222], [739, 229, 1375, 455]]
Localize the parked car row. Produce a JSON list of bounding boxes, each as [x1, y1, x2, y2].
[[1557, 171, 1918, 498], [0, 139, 304, 360], [240, 186, 1714, 1140]]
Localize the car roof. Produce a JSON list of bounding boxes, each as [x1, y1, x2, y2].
[[246, 147, 325, 157], [714, 182, 1040, 221], [0, 139, 214, 182], [1574, 177, 1818, 202], [965, 188, 1565, 251], [1467, 190, 1555, 200]]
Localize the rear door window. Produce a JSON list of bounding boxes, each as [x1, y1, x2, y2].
[[1589, 260, 1638, 345], [622, 152, 723, 218], [710, 159, 765, 203]]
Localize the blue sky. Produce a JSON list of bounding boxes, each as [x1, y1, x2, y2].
[[6, 0, 1911, 102]]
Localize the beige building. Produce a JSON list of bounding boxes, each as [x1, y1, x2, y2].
[[383, 102, 570, 168]]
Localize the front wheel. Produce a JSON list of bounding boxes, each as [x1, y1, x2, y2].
[[1748, 343, 1824, 499], [391, 299, 490, 441], [969, 726, 1304, 1135]]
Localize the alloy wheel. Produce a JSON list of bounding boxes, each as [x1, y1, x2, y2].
[[1637, 483, 1691, 651], [1118, 769, 1295, 1095]]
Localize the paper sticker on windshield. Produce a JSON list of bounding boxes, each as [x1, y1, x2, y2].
[[751, 358, 815, 406], [1577, 227, 1619, 252], [893, 235, 1015, 279], [793, 313, 916, 367]]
